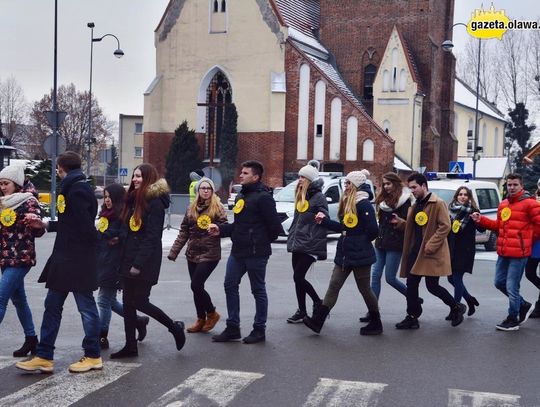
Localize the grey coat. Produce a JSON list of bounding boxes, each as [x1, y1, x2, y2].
[[287, 178, 329, 260]]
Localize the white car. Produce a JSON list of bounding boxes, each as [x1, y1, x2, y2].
[[426, 173, 501, 251], [227, 184, 242, 210]]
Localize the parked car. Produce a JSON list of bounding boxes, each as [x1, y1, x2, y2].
[[227, 184, 242, 209], [426, 172, 501, 251], [274, 175, 375, 236]]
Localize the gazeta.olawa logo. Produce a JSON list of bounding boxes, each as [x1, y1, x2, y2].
[[467, 4, 539, 40]]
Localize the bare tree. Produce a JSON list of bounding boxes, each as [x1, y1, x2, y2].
[[497, 30, 530, 109], [530, 29, 540, 100], [0, 76, 28, 143]]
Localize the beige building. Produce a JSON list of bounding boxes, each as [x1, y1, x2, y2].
[[119, 114, 144, 182]]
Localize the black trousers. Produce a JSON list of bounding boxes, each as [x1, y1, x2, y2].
[[122, 278, 174, 342], [188, 260, 219, 318], [406, 274, 456, 318], [292, 252, 320, 313], [525, 257, 540, 300]]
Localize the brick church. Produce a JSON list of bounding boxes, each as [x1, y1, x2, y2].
[[143, 0, 457, 187]]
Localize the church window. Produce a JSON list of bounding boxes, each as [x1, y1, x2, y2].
[[363, 64, 377, 100], [297, 64, 310, 159], [346, 116, 358, 161], [399, 69, 407, 91], [391, 48, 398, 91], [330, 98, 342, 160], [205, 71, 232, 160], [221, 0, 226, 12], [382, 70, 390, 92], [362, 139, 374, 161], [213, 0, 218, 12]]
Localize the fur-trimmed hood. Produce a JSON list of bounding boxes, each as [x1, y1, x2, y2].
[[146, 178, 170, 208]]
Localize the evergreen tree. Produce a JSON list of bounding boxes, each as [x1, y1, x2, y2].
[[165, 121, 203, 193], [219, 103, 238, 191], [505, 102, 536, 175], [28, 159, 54, 191], [523, 153, 540, 193], [107, 144, 119, 176]]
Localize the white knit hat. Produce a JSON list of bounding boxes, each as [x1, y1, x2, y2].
[[346, 171, 367, 188], [196, 177, 215, 193], [0, 165, 25, 187], [298, 165, 319, 182]]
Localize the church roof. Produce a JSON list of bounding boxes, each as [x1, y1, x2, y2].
[[271, 0, 320, 39], [454, 77, 506, 122], [394, 27, 423, 94]]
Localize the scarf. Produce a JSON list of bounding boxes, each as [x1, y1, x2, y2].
[[448, 201, 473, 231], [0, 192, 36, 211], [355, 190, 369, 202], [99, 206, 116, 221], [379, 191, 411, 212]]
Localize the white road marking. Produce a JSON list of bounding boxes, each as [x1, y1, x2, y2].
[[0, 357, 17, 370], [0, 361, 140, 407], [303, 378, 387, 407], [448, 389, 520, 407], [149, 368, 264, 407]]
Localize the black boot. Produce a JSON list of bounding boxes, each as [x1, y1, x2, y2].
[[100, 330, 109, 350], [12, 335, 38, 357], [449, 303, 465, 327], [395, 315, 419, 329], [360, 311, 383, 335], [529, 301, 540, 318], [212, 324, 242, 342], [110, 341, 138, 359], [359, 312, 371, 323], [136, 316, 150, 341], [303, 304, 330, 334], [465, 296, 479, 317], [446, 303, 467, 321], [169, 321, 186, 351]]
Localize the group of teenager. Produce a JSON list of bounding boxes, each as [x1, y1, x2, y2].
[[1, 152, 540, 375]]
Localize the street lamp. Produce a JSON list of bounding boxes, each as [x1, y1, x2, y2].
[[443, 23, 482, 179], [87, 22, 124, 178]]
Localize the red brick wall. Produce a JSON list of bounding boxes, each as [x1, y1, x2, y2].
[[319, 0, 456, 171], [143, 131, 174, 177], [284, 42, 394, 189]]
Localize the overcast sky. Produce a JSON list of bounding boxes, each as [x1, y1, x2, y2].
[[0, 0, 538, 132]]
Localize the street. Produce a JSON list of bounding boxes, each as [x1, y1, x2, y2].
[[0, 222, 539, 407]]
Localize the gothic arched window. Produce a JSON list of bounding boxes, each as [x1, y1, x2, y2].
[[205, 72, 232, 160], [363, 64, 377, 100]]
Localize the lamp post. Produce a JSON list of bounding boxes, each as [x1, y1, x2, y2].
[[442, 23, 482, 179], [87, 22, 124, 178]]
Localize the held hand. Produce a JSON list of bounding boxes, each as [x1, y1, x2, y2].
[[207, 223, 220, 236], [24, 214, 45, 229], [389, 213, 400, 225], [167, 254, 176, 261], [107, 237, 120, 246], [129, 267, 141, 276], [470, 212, 481, 222], [314, 212, 326, 224]]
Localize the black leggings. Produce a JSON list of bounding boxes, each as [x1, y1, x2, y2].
[[122, 278, 174, 342], [188, 260, 219, 318], [525, 257, 540, 300], [292, 252, 320, 313], [406, 274, 456, 318]]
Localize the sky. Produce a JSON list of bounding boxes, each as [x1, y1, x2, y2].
[[0, 0, 538, 135]]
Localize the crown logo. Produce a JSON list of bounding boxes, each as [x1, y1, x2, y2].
[[467, 4, 509, 40]]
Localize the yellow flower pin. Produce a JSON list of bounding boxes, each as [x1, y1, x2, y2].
[[343, 213, 358, 228], [296, 200, 309, 213], [129, 215, 142, 232], [500, 207, 512, 222], [57, 194, 66, 214], [197, 214, 212, 230], [0, 208, 16, 227], [233, 199, 245, 214], [452, 219, 461, 234], [415, 211, 428, 226], [97, 216, 109, 233]]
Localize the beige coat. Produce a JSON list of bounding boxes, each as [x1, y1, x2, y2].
[[396, 193, 451, 277]]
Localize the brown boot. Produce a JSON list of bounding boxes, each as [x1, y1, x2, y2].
[[202, 311, 220, 332], [186, 318, 206, 333]]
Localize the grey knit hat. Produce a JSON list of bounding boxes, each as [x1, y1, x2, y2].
[[298, 165, 319, 182], [196, 177, 215, 193], [0, 165, 25, 187], [346, 171, 367, 188]]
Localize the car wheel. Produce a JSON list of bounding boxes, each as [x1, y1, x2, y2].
[[484, 231, 497, 251]]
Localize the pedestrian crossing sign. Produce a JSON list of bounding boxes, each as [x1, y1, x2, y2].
[[119, 167, 129, 177], [448, 161, 464, 174]]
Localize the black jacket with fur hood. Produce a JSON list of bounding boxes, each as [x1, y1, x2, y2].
[[121, 178, 170, 285]]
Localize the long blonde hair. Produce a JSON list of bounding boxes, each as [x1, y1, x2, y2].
[[338, 183, 358, 218], [188, 185, 224, 221], [295, 179, 310, 208]]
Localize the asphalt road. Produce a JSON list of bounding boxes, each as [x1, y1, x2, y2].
[[0, 221, 539, 407]]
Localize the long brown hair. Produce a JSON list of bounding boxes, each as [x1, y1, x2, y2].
[[295, 178, 310, 208], [101, 183, 126, 218], [188, 180, 224, 220], [338, 182, 358, 218], [121, 163, 159, 224], [375, 172, 403, 209], [451, 186, 479, 212]]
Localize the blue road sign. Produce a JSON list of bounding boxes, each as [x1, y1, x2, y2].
[[448, 161, 464, 174], [119, 167, 128, 177]]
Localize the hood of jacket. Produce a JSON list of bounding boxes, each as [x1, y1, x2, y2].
[[379, 191, 411, 212], [307, 178, 324, 197], [146, 178, 170, 209], [359, 182, 373, 201]]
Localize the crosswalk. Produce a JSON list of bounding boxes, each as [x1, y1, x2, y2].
[[0, 356, 525, 407]]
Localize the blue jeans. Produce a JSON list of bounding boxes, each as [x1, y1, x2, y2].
[[370, 248, 407, 298], [224, 255, 268, 331], [0, 267, 35, 336], [97, 286, 124, 331], [37, 289, 101, 360], [494, 256, 528, 319]]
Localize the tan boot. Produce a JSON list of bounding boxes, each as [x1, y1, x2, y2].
[[186, 318, 206, 333], [202, 311, 220, 332]]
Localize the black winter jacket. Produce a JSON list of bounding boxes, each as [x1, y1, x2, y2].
[[448, 217, 478, 274], [96, 214, 126, 288], [220, 181, 284, 258], [39, 169, 98, 292], [287, 178, 328, 260], [322, 198, 378, 267], [375, 192, 411, 251]]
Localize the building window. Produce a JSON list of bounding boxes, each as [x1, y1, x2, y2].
[[210, 0, 227, 32], [382, 70, 390, 92], [205, 71, 232, 160], [134, 123, 143, 134], [391, 48, 398, 91], [271, 72, 286, 93], [297, 64, 310, 159], [467, 118, 474, 153], [362, 139, 374, 161], [363, 64, 377, 100], [221, 0, 226, 12], [399, 69, 407, 91], [213, 0, 218, 12], [134, 147, 143, 157]]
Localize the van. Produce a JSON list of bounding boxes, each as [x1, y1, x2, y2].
[[426, 173, 501, 251]]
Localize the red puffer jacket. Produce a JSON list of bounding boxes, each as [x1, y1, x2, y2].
[[478, 190, 540, 258]]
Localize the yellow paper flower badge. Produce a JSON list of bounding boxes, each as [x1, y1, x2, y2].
[[415, 211, 428, 226], [197, 214, 212, 230], [57, 194, 66, 214], [343, 213, 358, 228], [97, 216, 109, 233], [500, 207, 512, 222], [296, 200, 309, 213], [129, 215, 142, 232], [233, 199, 245, 214], [452, 219, 461, 234], [0, 208, 16, 227]]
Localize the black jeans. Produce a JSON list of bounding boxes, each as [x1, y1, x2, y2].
[[188, 260, 219, 318], [292, 252, 320, 313], [122, 278, 174, 342], [525, 257, 540, 300], [406, 274, 456, 318]]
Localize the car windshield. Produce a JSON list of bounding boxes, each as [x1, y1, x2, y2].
[[274, 181, 298, 202], [429, 188, 455, 205]]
